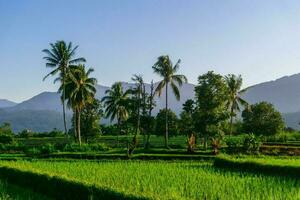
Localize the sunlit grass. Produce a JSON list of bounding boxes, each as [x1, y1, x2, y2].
[[0, 160, 299, 200]]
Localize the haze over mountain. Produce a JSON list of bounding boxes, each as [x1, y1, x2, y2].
[[0, 99, 17, 108], [2, 73, 300, 132]]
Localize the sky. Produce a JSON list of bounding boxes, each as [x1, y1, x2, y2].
[[1, 0, 300, 102]]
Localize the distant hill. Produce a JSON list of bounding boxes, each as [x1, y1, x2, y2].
[[0, 109, 72, 133], [3, 73, 300, 131], [242, 73, 300, 113], [0, 99, 17, 108]]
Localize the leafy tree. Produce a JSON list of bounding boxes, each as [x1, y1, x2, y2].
[[179, 99, 195, 136], [155, 109, 179, 137], [62, 65, 97, 144], [242, 102, 284, 136], [225, 74, 248, 135], [42, 41, 86, 134], [72, 99, 103, 141], [0, 123, 14, 144], [182, 99, 195, 114], [152, 55, 187, 147], [194, 71, 229, 149], [102, 82, 130, 132], [131, 74, 144, 136], [0, 122, 13, 136]]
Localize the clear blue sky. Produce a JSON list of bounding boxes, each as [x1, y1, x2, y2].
[[1, 0, 300, 102]]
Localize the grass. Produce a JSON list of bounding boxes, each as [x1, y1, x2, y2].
[[0, 160, 299, 200], [219, 155, 300, 167], [0, 179, 50, 200], [214, 155, 300, 178]]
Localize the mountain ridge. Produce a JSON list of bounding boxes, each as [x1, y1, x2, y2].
[[3, 73, 300, 131]]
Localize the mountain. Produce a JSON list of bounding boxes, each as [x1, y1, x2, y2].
[[242, 73, 300, 113], [3, 73, 300, 132], [0, 109, 72, 133], [0, 99, 17, 108]]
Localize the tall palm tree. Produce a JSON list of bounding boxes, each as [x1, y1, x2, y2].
[[61, 65, 97, 145], [42, 41, 86, 134], [152, 55, 187, 147], [225, 74, 248, 135], [131, 74, 144, 135], [102, 82, 130, 130]]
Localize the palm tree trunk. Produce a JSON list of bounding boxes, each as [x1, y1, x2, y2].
[[165, 82, 169, 148], [62, 68, 68, 135], [229, 105, 234, 136], [73, 109, 77, 139], [77, 108, 82, 145], [136, 92, 141, 136]]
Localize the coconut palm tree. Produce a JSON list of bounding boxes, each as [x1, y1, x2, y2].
[[61, 65, 97, 144], [42, 41, 86, 134], [131, 74, 144, 135], [101, 82, 130, 130], [152, 55, 187, 147], [225, 74, 248, 135]]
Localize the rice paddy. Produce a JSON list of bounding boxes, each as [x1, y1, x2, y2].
[[0, 160, 299, 200]]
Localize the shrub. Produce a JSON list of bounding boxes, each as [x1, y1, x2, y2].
[[243, 133, 261, 154], [40, 143, 56, 154], [63, 143, 109, 152], [225, 136, 243, 153], [24, 147, 41, 155], [0, 135, 13, 144], [211, 138, 221, 155]]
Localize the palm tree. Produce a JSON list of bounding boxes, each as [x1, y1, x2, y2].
[[152, 55, 187, 147], [42, 41, 86, 134], [61, 65, 97, 145], [131, 74, 144, 135], [225, 74, 248, 135], [102, 82, 130, 130]]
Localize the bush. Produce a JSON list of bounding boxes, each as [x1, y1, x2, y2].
[[24, 147, 41, 155], [0, 135, 13, 144], [63, 143, 109, 152], [243, 133, 261, 154], [225, 136, 244, 153], [40, 143, 56, 154]]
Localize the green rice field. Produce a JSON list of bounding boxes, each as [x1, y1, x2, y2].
[[0, 160, 299, 200], [0, 179, 49, 200]]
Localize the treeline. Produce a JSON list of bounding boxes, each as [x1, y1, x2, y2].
[[0, 40, 289, 156]]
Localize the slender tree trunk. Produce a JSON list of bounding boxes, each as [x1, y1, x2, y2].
[[62, 68, 68, 135], [165, 82, 169, 148], [136, 92, 141, 135], [145, 81, 154, 149], [229, 105, 234, 136], [77, 108, 81, 145], [73, 109, 77, 139]]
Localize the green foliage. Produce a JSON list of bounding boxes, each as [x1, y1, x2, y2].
[[0, 179, 50, 200], [40, 143, 56, 154], [266, 131, 300, 142], [62, 143, 110, 152], [214, 156, 300, 178], [0, 165, 143, 200], [243, 133, 261, 154], [0, 123, 13, 136], [0, 135, 13, 144], [242, 102, 285, 136], [0, 123, 14, 144], [155, 109, 179, 136], [0, 160, 299, 200], [194, 71, 229, 148], [71, 99, 102, 141], [225, 136, 244, 153]]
